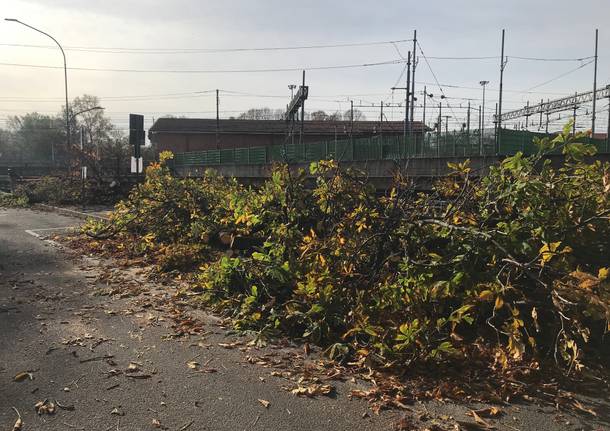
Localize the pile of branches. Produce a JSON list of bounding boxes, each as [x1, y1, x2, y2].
[[83, 125, 610, 374]]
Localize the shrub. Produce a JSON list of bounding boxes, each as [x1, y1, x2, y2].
[[84, 129, 610, 373]]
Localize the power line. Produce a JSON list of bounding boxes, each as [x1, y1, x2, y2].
[[416, 41, 458, 121], [0, 38, 412, 54], [0, 59, 406, 74], [522, 59, 595, 92]]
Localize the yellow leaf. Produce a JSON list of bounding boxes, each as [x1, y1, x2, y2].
[[494, 296, 504, 311], [539, 241, 561, 265], [598, 267, 609, 281], [478, 290, 493, 301]]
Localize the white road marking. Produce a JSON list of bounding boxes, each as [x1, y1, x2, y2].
[[24, 227, 75, 247], [26, 226, 76, 232]]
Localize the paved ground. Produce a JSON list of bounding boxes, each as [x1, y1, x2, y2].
[[1, 208, 608, 431]]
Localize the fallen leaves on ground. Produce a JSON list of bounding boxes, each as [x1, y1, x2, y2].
[[258, 399, 270, 408], [290, 383, 334, 397], [11, 407, 22, 431], [13, 372, 33, 382], [34, 400, 56, 415]]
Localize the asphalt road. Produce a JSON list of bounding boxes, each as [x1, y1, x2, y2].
[[0, 208, 608, 431]]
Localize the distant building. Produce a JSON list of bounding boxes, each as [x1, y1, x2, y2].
[[149, 118, 427, 155]]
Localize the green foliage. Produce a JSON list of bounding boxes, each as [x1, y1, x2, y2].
[[0, 192, 28, 207], [86, 127, 610, 373]]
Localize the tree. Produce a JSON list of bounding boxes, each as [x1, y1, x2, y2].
[[310, 110, 329, 121], [344, 108, 366, 121], [6, 113, 63, 161], [237, 107, 284, 120]]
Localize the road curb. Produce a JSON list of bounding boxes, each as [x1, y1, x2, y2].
[[33, 203, 110, 221]]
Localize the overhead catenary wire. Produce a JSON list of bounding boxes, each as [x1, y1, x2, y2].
[[0, 38, 413, 54], [0, 59, 407, 74]]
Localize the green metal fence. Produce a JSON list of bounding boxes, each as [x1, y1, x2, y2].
[[173, 129, 609, 167]]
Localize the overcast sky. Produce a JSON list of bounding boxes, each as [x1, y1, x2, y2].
[[1, 0, 609, 133]]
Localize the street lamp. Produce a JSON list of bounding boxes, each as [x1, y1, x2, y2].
[[479, 80, 490, 153], [5, 18, 70, 162]]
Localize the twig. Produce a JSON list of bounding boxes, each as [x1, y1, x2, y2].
[[179, 420, 194, 431], [79, 354, 114, 363]]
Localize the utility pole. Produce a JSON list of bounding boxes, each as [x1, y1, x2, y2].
[[494, 103, 498, 148], [444, 115, 450, 151], [437, 102, 442, 156], [410, 30, 417, 139], [405, 51, 411, 138], [607, 87, 610, 152], [350, 100, 354, 143], [572, 92, 578, 135], [479, 80, 489, 151], [538, 99, 544, 130], [216, 89, 220, 149], [467, 100, 471, 135], [478, 105, 483, 155], [300, 70, 306, 146], [545, 99, 550, 134], [422, 86, 427, 130], [379, 101, 384, 137], [497, 29, 506, 154], [525, 101, 530, 129], [592, 29, 599, 135]]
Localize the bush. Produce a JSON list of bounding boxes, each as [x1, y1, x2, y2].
[[0, 192, 28, 207], [84, 130, 610, 373]]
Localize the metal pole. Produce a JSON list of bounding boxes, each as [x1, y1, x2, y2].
[[405, 51, 411, 139], [437, 102, 441, 157], [380, 101, 383, 137], [497, 29, 505, 153], [494, 103, 498, 150], [467, 100, 471, 153], [478, 105, 482, 155], [592, 29, 599, 135], [5, 19, 70, 153], [216, 89, 220, 149], [80, 126, 85, 211], [545, 99, 550, 134], [467, 100, 471, 135], [300, 70, 306, 147], [607, 88, 610, 152], [525, 101, 530, 129], [422, 86, 427, 130], [410, 30, 417, 137], [572, 92, 577, 135], [350, 100, 354, 159]]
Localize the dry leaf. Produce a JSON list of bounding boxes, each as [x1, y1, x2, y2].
[[152, 418, 161, 428], [467, 407, 503, 419], [291, 384, 334, 397], [573, 399, 597, 416], [466, 410, 495, 429], [34, 400, 56, 415], [14, 372, 33, 382], [126, 362, 141, 372], [258, 399, 271, 408], [186, 361, 199, 370], [11, 407, 22, 431]]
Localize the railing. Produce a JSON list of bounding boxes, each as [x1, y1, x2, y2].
[[174, 129, 609, 168]]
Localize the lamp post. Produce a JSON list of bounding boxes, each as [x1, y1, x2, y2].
[[5, 18, 70, 161], [479, 80, 489, 153]]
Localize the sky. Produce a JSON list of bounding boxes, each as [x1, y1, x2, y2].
[[1, 0, 609, 135]]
